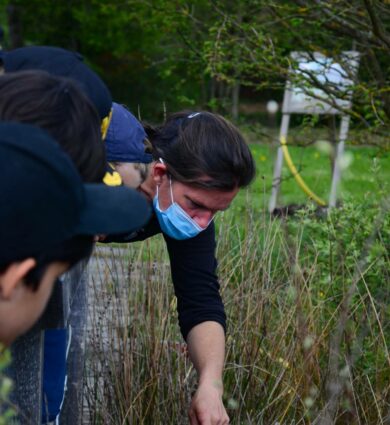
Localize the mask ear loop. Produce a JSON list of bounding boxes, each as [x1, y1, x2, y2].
[[157, 158, 174, 205], [168, 176, 175, 203], [155, 158, 164, 200]]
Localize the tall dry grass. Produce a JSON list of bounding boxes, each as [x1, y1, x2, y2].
[[84, 198, 390, 424]]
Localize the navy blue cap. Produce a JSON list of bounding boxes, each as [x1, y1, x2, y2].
[[0, 46, 112, 119], [105, 102, 153, 164], [0, 122, 150, 264]]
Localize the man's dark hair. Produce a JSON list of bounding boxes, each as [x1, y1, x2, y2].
[[0, 70, 106, 183], [0, 236, 94, 291], [145, 111, 255, 191]]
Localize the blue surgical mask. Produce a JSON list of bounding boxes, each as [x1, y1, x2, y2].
[[153, 177, 206, 240]]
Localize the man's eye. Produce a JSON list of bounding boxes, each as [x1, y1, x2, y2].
[[188, 199, 200, 209]]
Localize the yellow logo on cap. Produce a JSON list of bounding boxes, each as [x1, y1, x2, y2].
[[101, 108, 113, 140], [103, 170, 122, 186]]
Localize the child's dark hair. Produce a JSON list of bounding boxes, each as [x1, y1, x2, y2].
[[0, 236, 94, 291], [144, 111, 255, 191], [0, 70, 106, 183]]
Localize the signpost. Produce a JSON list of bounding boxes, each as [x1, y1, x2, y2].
[[269, 51, 360, 212]]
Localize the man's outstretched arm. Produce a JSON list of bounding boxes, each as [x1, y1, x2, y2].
[[187, 321, 229, 425]]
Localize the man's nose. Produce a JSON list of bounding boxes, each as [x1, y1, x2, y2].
[[194, 211, 214, 229]]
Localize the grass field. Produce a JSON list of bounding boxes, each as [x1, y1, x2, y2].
[[88, 141, 389, 424], [235, 143, 390, 211]]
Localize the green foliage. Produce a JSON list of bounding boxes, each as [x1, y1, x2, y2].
[[286, 201, 389, 306], [201, 0, 389, 133], [221, 202, 389, 423], [0, 0, 211, 117], [89, 141, 390, 423], [1, 0, 388, 130], [229, 142, 390, 215], [87, 195, 389, 423], [0, 347, 14, 424]]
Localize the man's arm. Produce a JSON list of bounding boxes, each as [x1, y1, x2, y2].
[[187, 321, 229, 425], [163, 223, 228, 424]]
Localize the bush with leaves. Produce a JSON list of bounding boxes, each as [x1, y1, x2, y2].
[[0, 347, 14, 424]]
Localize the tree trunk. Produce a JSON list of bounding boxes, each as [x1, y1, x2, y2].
[[231, 82, 240, 121], [7, 3, 24, 49]]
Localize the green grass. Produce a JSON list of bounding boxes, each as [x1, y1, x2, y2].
[[101, 144, 389, 256], [87, 196, 390, 424], [89, 139, 390, 423], [232, 144, 390, 212]]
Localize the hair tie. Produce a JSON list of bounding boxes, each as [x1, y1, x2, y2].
[[187, 112, 200, 119]]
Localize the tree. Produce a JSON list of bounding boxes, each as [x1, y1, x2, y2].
[[0, 0, 214, 118], [199, 0, 390, 138], [1, 0, 388, 133]]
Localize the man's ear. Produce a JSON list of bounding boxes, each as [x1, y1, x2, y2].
[[152, 161, 168, 186], [0, 259, 36, 299]]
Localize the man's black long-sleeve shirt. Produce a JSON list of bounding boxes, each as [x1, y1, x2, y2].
[[104, 214, 226, 340]]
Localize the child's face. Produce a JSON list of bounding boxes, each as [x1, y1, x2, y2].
[[0, 261, 68, 346], [114, 162, 150, 189]]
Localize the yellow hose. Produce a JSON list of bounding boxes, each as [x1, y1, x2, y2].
[[280, 136, 327, 206]]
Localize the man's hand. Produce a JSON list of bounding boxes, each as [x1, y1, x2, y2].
[[188, 380, 229, 425], [186, 322, 229, 425]]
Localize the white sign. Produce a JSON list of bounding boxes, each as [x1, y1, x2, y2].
[[282, 51, 360, 114]]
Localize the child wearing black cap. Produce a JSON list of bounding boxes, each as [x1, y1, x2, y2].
[[0, 70, 106, 183], [0, 68, 118, 422], [0, 122, 149, 346], [0, 45, 112, 122]]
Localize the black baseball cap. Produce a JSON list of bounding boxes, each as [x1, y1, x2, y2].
[[0, 46, 112, 119], [0, 122, 150, 265]]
